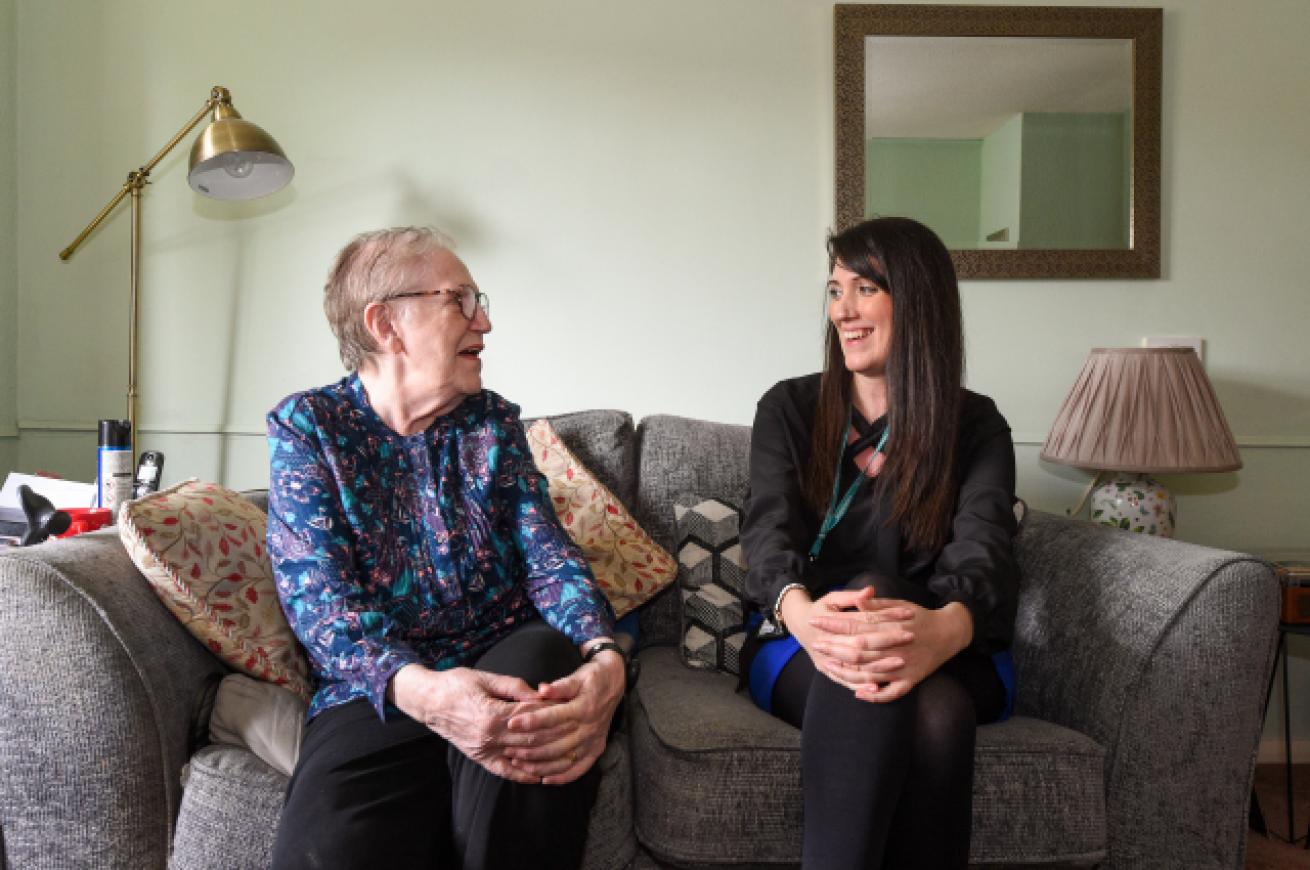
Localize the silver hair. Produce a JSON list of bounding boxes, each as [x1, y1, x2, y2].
[[322, 226, 457, 370]]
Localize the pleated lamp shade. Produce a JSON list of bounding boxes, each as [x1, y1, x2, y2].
[[1041, 347, 1242, 473]]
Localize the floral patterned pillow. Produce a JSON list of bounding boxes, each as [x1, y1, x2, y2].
[[526, 419, 677, 618], [119, 479, 312, 702]]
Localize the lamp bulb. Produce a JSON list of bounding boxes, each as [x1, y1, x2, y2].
[[221, 152, 255, 179]]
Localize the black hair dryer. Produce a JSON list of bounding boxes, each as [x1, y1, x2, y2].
[[18, 485, 71, 546]]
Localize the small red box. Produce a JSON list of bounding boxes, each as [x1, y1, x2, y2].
[[56, 507, 113, 539], [1276, 560, 1310, 625]]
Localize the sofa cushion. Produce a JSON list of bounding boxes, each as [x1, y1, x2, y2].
[[635, 416, 751, 648], [209, 674, 307, 777], [532, 410, 638, 513], [171, 736, 637, 870], [630, 646, 1106, 867], [119, 480, 312, 702], [527, 419, 677, 618], [675, 496, 750, 674]]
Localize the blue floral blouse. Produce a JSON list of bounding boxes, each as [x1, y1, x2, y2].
[[267, 374, 615, 721]]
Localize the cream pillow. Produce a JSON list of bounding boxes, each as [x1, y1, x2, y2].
[[526, 420, 677, 617], [209, 673, 306, 776], [119, 479, 312, 702]]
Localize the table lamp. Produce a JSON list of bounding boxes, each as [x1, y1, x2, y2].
[[1040, 347, 1242, 537], [58, 85, 294, 454]]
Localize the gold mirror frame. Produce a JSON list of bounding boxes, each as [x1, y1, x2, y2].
[[835, 5, 1162, 279]]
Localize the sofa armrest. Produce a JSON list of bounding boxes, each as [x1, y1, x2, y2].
[[0, 529, 227, 869], [1013, 510, 1279, 867]]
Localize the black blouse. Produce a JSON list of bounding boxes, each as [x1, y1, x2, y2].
[[741, 374, 1019, 656]]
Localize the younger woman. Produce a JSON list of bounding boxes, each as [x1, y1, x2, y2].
[[741, 217, 1018, 870]]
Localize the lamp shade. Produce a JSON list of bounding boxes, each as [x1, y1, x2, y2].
[[187, 102, 293, 200], [1040, 347, 1242, 473]]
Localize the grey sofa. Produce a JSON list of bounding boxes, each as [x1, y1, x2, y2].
[[0, 409, 1280, 869]]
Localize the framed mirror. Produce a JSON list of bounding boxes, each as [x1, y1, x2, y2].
[[835, 5, 1162, 279]]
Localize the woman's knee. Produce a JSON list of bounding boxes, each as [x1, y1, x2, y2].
[[474, 620, 582, 685], [803, 670, 917, 741], [912, 671, 976, 753]]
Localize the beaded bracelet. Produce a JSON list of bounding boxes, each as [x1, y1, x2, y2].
[[773, 582, 808, 629]]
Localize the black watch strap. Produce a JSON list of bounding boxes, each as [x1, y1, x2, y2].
[[584, 641, 640, 692]]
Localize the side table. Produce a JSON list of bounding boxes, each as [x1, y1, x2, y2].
[[1263, 622, 1310, 846], [1257, 553, 1310, 846]]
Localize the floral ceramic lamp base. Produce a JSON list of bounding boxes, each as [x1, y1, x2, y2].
[[1090, 472, 1176, 537]]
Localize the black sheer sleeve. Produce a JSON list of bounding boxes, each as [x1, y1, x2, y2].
[[926, 396, 1019, 656], [741, 379, 821, 615]]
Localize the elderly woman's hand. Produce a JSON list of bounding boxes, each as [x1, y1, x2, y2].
[[499, 650, 626, 785], [390, 664, 568, 785]]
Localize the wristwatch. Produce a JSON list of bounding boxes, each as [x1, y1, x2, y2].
[[584, 640, 641, 693]]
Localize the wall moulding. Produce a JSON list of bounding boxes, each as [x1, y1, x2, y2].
[[17, 420, 264, 438], [16, 422, 1309, 449], [1014, 433, 1310, 449]]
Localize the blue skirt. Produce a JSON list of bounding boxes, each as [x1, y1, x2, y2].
[[747, 629, 1016, 722]]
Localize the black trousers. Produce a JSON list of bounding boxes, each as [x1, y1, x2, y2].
[[759, 574, 1006, 870], [271, 621, 600, 870]]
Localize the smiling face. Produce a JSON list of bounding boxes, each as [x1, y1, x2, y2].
[[389, 248, 492, 410], [827, 259, 893, 378]]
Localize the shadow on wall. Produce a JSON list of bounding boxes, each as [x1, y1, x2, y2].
[[390, 172, 484, 247], [192, 183, 298, 222], [1207, 375, 1310, 440], [1172, 375, 1310, 498], [158, 169, 482, 251], [181, 170, 479, 485], [198, 168, 483, 242]]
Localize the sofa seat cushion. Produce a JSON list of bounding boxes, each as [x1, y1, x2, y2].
[[630, 646, 1107, 867], [171, 735, 637, 870]]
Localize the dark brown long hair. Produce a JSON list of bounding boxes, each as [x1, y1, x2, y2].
[[804, 217, 964, 553]]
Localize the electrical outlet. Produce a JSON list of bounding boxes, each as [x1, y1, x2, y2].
[[1143, 335, 1204, 363]]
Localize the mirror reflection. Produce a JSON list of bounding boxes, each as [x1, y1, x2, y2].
[[865, 36, 1133, 251]]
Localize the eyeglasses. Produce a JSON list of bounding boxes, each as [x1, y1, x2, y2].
[[388, 285, 490, 320]]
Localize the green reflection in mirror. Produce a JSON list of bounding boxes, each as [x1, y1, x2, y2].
[[864, 36, 1132, 251]]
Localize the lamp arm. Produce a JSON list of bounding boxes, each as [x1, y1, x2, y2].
[[58, 87, 230, 261]]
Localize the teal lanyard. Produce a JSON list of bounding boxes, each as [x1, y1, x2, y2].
[[808, 416, 889, 562]]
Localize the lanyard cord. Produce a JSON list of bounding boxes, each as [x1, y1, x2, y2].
[[808, 412, 889, 562]]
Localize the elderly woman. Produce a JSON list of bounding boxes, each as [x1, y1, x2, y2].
[[267, 227, 628, 869]]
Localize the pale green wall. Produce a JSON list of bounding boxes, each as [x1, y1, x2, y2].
[[0, 0, 15, 479], [1020, 112, 1129, 248], [10, 0, 1310, 747], [866, 138, 981, 249], [979, 114, 1023, 248]]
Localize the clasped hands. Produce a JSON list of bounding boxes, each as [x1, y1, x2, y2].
[[390, 649, 625, 786], [792, 587, 973, 703]]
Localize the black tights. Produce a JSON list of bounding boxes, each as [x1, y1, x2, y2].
[[271, 621, 599, 870], [771, 634, 1004, 870]]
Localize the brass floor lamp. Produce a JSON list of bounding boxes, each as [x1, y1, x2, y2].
[[59, 85, 294, 453]]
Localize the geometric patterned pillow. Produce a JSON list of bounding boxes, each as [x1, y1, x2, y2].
[[118, 479, 313, 703], [674, 496, 750, 675], [526, 419, 678, 619]]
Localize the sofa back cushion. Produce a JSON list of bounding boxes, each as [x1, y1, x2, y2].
[[530, 410, 638, 512], [525, 418, 676, 618], [119, 480, 313, 702], [634, 415, 751, 648]]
